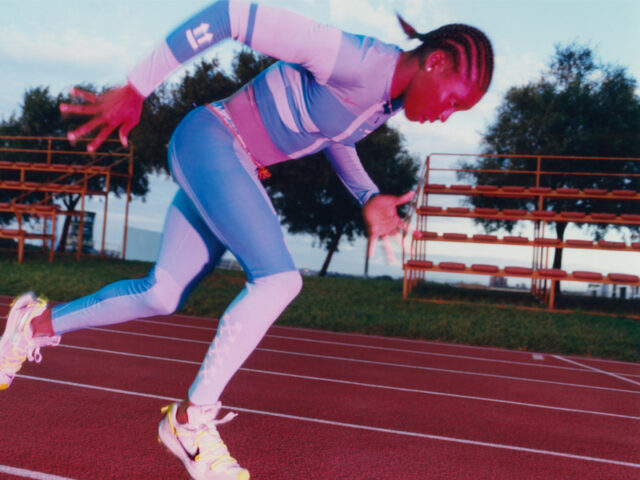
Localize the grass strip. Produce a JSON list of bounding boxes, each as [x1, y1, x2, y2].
[[0, 253, 638, 362]]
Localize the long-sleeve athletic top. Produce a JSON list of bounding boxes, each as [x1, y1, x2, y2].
[[127, 0, 404, 206]]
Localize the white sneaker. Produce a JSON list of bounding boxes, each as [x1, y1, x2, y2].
[[0, 292, 61, 390], [158, 402, 250, 480]]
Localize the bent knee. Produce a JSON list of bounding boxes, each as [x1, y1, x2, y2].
[[144, 267, 184, 316], [254, 270, 302, 303], [282, 269, 303, 300]]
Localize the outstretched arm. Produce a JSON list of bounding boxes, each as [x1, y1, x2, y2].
[[129, 0, 342, 97], [62, 0, 343, 152]]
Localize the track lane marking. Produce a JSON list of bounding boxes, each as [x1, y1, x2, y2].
[[13, 375, 640, 470], [59, 344, 640, 420], [0, 465, 79, 480], [2, 304, 639, 370], [554, 355, 640, 388], [130, 320, 608, 373], [81, 328, 640, 395]]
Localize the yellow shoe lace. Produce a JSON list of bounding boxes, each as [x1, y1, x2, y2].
[[161, 403, 245, 473]]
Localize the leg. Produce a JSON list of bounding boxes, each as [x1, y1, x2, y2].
[[169, 105, 302, 406], [51, 189, 226, 334], [159, 105, 301, 479]]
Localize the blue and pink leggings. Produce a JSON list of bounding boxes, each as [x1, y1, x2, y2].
[[50, 104, 302, 404]]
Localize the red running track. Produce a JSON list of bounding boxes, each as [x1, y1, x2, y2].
[[0, 296, 638, 479]]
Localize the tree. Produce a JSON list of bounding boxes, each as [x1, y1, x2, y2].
[[137, 49, 419, 275], [265, 124, 419, 276], [459, 44, 640, 285], [131, 58, 239, 175], [2, 50, 418, 269]]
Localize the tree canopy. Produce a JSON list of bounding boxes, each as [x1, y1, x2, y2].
[[131, 49, 418, 274], [2, 49, 419, 273], [266, 123, 418, 275], [459, 43, 640, 271]]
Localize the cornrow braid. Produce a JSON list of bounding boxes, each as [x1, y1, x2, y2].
[[398, 16, 494, 93]]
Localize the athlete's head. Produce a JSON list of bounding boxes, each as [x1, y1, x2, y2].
[[395, 16, 494, 124]]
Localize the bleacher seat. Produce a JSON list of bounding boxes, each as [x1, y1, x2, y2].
[[439, 262, 466, 271], [573, 271, 604, 281], [538, 268, 567, 278], [471, 264, 500, 273], [608, 273, 639, 283]]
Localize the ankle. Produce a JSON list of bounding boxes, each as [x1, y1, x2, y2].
[[30, 309, 55, 337], [176, 399, 193, 424]]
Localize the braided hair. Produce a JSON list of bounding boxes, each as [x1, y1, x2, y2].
[[398, 16, 494, 93]]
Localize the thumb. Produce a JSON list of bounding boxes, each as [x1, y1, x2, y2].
[[394, 190, 415, 206]]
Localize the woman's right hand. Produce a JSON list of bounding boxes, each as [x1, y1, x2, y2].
[[60, 83, 144, 153]]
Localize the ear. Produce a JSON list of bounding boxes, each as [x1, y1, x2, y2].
[[424, 50, 450, 73]]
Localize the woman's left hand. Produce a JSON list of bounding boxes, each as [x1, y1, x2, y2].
[[363, 191, 415, 260]]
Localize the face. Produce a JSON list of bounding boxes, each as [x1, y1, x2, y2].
[[403, 51, 484, 124]]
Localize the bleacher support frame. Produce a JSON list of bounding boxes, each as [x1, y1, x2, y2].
[[402, 153, 640, 312], [0, 136, 134, 263]]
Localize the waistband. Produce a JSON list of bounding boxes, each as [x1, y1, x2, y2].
[[223, 86, 288, 167]]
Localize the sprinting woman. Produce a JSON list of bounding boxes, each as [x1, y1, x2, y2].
[[0, 2, 493, 479]]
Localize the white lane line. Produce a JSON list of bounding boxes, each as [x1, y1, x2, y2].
[[260, 348, 640, 395], [554, 355, 640, 388], [142, 311, 640, 364], [138, 315, 640, 367], [3, 305, 640, 371], [0, 465, 79, 480], [14, 375, 640, 470], [60, 344, 640, 421], [82, 329, 640, 395], [84, 328, 640, 395], [102, 322, 625, 375]]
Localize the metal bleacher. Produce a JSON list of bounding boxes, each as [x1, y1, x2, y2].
[[0, 136, 134, 263], [402, 153, 640, 311]]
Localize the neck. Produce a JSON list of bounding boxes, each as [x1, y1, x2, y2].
[[390, 51, 419, 99]]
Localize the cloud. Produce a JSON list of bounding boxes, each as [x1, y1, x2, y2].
[[0, 25, 142, 72]]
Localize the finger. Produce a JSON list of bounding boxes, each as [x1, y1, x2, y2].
[[394, 190, 415, 206], [392, 232, 403, 249], [69, 87, 99, 103], [368, 236, 379, 258], [382, 236, 399, 265], [87, 123, 117, 153], [67, 116, 104, 143], [398, 219, 411, 232], [118, 121, 136, 147], [60, 103, 102, 116]]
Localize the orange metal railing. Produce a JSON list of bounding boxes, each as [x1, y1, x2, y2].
[[402, 153, 640, 311], [0, 136, 134, 262]]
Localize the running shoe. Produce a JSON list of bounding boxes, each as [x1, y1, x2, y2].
[[0, 292, 60, 390], [158, 401, 249, 480]]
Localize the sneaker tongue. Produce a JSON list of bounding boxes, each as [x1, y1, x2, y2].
[[187, 403, 220, 426]]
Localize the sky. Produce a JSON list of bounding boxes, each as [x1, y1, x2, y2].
[[1, 0, 639, 282]]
